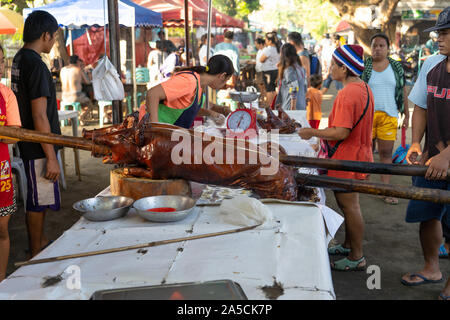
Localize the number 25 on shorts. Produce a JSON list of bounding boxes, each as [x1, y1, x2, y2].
[[1, 180, 11, 192]]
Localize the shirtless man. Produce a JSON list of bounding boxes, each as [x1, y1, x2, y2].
[[60, 55, 93, 125]]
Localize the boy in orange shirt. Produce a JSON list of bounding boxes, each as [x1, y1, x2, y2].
[[306, 74, 323, 129]]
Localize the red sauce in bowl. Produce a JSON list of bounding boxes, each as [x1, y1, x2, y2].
[[146, 207, 177, 213]]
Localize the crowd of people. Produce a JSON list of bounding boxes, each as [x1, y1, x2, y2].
[[0, 6, 448, 301], [247, 11, 450, 300]]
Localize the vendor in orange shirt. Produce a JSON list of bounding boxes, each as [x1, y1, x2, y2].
[[306, 74, 323, 129], [298, 45, 374, 272], [140, 54, 234, 128]]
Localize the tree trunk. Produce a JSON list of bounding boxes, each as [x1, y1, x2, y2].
[[52, 28, 70, 66], [41, 27, 69, 69], [329, 0, 401, 55]]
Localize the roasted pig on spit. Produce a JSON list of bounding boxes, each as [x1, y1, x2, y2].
[[257, 107, 301, 134], [83, 112, 317, 201]]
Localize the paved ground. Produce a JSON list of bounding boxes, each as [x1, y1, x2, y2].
[[4, 85, 449, 300]]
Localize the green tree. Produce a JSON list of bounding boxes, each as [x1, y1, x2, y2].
[[213, 0, 261, 22], [251, 0, 338, 38], [1, 0, 54, 12], [293, 0, 339, 39], [328, 0, 401, 54], [0, 0, 66, 62]]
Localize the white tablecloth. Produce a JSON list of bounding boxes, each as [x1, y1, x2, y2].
[[0, 194, 343, 300]]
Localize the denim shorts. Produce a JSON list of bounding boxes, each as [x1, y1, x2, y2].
[[405, 176, 449, 223]]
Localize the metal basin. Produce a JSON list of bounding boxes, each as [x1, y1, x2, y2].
[[73, 196, 134, 221], [229, 91, 259, 103], [133, 195, 197, 223]]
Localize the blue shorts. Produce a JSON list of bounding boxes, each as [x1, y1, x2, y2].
[[405, 176, 449, 223]]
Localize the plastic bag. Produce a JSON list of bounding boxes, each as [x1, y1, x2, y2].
[[92, 56, 125, 101], [219, 196, 277, 229], [392, 127, 410, 164]]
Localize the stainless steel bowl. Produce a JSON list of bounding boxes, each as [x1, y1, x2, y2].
[[73, 196, 134, 221], [133, 195, 197, 223], [229, 91, 260, 103]]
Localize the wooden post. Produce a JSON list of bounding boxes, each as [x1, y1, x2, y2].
[[68, 29, 73, 56], [205, 0, 213, 109], [131, 26, 137, 111], [184, 0, 190, 67], [107, 0, 123, 124]]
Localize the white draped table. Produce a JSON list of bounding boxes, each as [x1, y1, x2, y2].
[[0, 188, 343, 300]]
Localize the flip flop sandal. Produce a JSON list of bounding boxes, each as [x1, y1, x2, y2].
[[328, 244, 351, 256], [400, 273, 444, 286], [331, 256, 366, 271], [439, 292, 450, 300], [439, 244, 449, 259]]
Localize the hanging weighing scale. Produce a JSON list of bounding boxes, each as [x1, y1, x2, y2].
[[226, 88, 260, 139]]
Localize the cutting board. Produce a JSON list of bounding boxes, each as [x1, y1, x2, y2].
[[110, 168, 192, 200]]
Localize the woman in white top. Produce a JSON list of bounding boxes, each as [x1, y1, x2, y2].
[[147, 40, 167, 88], [259, 32, 280, 107], [254, 37, 266, 98], [198, 34, 215, 67]]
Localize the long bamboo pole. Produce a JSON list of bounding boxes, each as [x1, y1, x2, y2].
[[296, 173, 450, 204], [280, 155, 449, 181], [0, 126, 110, 155], [14, 224, 260, 267], [0, 126, 447, 182]]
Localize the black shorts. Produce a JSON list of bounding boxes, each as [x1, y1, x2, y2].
[[406, 176, 449, 223], [263, 70, 278, 92]]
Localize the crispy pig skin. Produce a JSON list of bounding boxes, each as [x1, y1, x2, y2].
[[90, 113, 300, 201]]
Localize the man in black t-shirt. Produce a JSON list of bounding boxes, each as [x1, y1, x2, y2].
[[11, 10, 61, 258], [400, 7, 450, 300]]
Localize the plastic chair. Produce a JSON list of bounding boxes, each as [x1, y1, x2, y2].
[[137, 92, 143, 110], [125, 93, 143, 114], [60, 101, 81, 126], [98, 101, 112, 128], [136, 67, 150, 83], [125, 95, 133, 114]]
